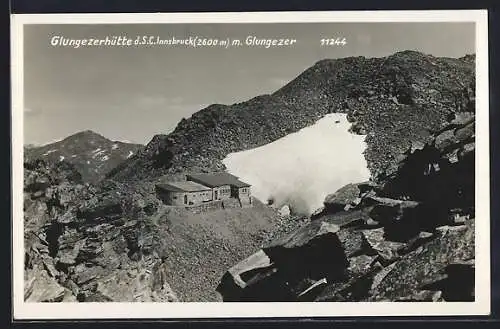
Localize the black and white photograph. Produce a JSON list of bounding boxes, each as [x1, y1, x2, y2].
[[11, 10, 490, 319]]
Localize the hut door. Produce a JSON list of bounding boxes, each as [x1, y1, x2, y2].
[[214, 190, 218, 200], [184, 194, 188, 204]]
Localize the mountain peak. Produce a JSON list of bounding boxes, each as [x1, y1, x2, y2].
[[67, 129, 107, 140], [25, 130, 144, 183]]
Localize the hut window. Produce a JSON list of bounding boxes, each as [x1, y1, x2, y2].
[[184, 195, 188, 204]]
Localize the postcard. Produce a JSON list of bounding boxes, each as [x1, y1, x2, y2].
[[11, 10, 490, 319]]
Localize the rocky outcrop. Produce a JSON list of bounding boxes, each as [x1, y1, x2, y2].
[[23, 160, 179, 302], [217, 221, 347, 301], [23, 157, 294, 302], [24, 243, 77, 302], [366, 223, 474, 302], [217, 114, 476, 302], [107, 51, 474, 183]]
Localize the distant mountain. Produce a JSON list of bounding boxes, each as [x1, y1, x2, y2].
[[107, 51, 475, 183], [24, 130, 143, 183]]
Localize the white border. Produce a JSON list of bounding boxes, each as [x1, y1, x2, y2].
[[11, 10, 490, 319]]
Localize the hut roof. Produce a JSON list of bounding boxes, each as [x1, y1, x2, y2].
[[186, 173, 251, 188], [156, 180, 211, 193]]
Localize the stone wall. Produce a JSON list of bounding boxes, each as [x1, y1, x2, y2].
[[222, 198, 241, 209], [188, 200, 224, 214]]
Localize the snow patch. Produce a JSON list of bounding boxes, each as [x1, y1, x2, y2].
[[102, 155, 110, 161], [87, 160, 90, 164], [127, 151, 134, 158], [223, 113, 371, 216], [42, 149, 57, 156], [112, 144, 119, 150], [59, 156, 65, 162], [92, 149, 106, 158]]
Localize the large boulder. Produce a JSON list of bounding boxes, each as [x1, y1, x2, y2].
[[322, 181, 380, 215], [217, 221, 349, 301], [367, 221, 475, 301], [24, 243, 77, 303], [25, 267, 75, 302], [91, 262, 179, 302], [77, 194, 124, 222], [361, 227, 406, 264], [216, 250, 280, 301], [323, 184, 362, 213]]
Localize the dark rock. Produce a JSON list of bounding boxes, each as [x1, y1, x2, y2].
[[367, 196, 420, 224], [314, 208, 369, 228], [367, 220, 474, 301], [263, 221, 348, 283], [314, 261, 384, 302], [361, 228, 406, 263], [366, 197, 427, 241], [337, 228, 366, 257], [398, 231, 435, 255], [217, 221, 349, 301], [420, 259, 475, 301], [381, 116, 475, 212], [78, 195, 123, 221], [216, 250, 280, 301]]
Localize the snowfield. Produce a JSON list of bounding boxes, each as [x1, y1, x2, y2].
[[223, 113, 370, 215]]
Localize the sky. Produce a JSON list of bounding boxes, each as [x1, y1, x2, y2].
[[23, 22, 475, 145]]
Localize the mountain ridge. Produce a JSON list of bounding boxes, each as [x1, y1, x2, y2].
[[107, 51, 475, 183]]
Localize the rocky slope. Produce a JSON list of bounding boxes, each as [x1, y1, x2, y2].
[[107, 51, 474, 182], [23, 159, 302, 302], [217, 113, 475, 302], [25, 130, 143, 183], [24, 160, 178, 302]]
